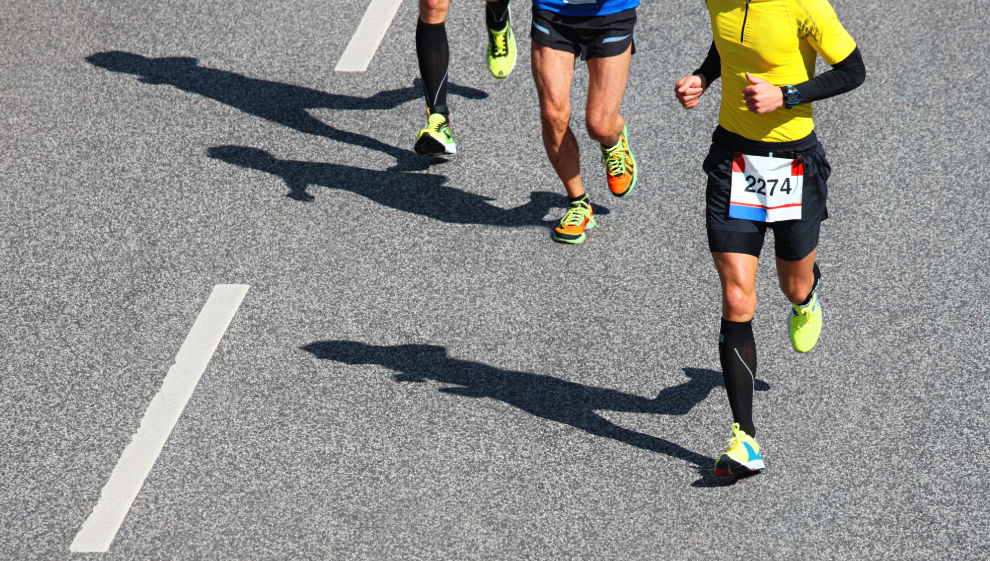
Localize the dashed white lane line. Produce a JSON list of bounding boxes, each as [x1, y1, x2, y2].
[[334, 0, 404, 72], [70, 284, 250, 553]]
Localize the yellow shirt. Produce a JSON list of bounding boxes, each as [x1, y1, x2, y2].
[[707, 0, 857, 142]]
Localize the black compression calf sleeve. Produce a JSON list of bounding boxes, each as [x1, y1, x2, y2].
[[800, 262, 822, 306], [719, 319, 757, 438], [416, 19, 450, 116], [485, 0, 510, 29]]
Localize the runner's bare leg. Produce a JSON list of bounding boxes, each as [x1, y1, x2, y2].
[[585, 44, 631, 147], [532, 43, 583, 198], [776, 248, 817, 304]]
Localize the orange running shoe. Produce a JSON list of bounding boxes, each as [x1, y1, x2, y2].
[[600, 124, 637, 198], [553, 196, 596, 244]]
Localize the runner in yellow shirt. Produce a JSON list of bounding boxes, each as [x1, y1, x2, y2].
[[674, 0, 865, 477]]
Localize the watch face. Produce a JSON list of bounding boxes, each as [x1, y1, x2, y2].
[[787, 90, 800, 104]]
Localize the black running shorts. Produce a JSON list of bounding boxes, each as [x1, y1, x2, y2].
[[704, 126, 831, 262], [531, 7, 637, 61]]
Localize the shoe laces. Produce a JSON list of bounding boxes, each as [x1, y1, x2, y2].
[[560, 201, 591, 226], [428, 113, 448, 133], [792, 295, 816, 330], [601, 141, 627, 177], [491, 28, 508, 57], [726, 423, 745, 448]]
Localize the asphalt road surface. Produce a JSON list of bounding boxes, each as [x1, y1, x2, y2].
[[2, 0, 989, 559]]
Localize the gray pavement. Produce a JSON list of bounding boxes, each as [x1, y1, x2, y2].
[[1, 0, 989, 559]]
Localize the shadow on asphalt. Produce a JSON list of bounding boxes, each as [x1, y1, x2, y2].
[[85, 51, 487, 171], [302, 340, 770, 486], [208, 145, 610, 227]]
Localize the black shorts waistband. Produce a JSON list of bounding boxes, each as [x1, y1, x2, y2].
[[712, 125, 818, 159]]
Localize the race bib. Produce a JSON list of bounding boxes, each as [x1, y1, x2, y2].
[[729, 153, 804, 222]]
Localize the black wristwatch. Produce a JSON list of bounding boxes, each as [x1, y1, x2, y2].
[[782, 85, 801, 109]]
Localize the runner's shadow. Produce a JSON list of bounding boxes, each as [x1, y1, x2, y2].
[[209, 145, 610, 226], [85, 51, 488, 171], [302, 341, 770, 480]]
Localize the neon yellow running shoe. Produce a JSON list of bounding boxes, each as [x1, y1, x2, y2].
[[414, 111, 456, 155], [553, 197, 596, 244], [789, 292, 823, 352], [487, 22, 516, 79], [714, 423, 764, 476]]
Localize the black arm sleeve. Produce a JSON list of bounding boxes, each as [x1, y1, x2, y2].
[[784, 46, 865, 104], [692, 41, 721, 87]]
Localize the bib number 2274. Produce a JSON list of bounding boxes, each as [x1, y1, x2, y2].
[[729, 153, 804, 222]]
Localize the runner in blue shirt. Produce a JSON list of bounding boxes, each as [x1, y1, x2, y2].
[[531, 0, 640, 244]]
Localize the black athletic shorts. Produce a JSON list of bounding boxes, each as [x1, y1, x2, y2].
[[531, 7, 637, 61], [704, 126, 831, 261]]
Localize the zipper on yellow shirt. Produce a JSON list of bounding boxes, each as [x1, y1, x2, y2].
[[740, 0, 751, 42]]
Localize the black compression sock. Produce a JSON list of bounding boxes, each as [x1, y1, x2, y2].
[[485, 0, 510, 29], [719, 319, 757, 438], [568, 194, 588, 205], [799, 262, 821, 306], [416, 19, 450, 116]]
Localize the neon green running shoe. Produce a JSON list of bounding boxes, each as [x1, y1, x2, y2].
[[553, 197, 596, 244], [789, 292, 823, 352], [600, 125, 637, 197], [714, 423, 764, 476], [414, 111, 456, 155], [487, 22, 516, 79]]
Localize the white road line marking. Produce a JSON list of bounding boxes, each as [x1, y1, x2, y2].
[[70, 284, 250, 553], [334, 0, 404, 72]]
